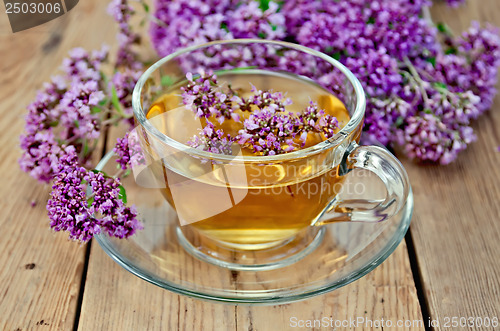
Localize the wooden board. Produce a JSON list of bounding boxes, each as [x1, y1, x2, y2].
[[0, 1, 116, 330], [404, 1, 500, 328], [78, 239, 422, 330]]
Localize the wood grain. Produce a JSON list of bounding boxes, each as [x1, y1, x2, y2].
[[406, 2, 500, 328], [78, 237, 422, 330], [237, 242, 423, 331], [0, 1, 116, 330]]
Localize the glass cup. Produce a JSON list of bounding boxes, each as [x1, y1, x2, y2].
[[131, 39, 410, 270]]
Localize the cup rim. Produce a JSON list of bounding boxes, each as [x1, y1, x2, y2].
[[132, 39, 366, 163]]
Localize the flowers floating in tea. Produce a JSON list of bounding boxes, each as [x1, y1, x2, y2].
[[147, 71, 349, 157], [142, 70, 352, 247]]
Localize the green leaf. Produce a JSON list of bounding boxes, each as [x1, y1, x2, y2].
[[91, 106, 102, 114], [434, 82, 448, 90], [220, 22, 229, 32], [259, 0, 270, 11], [142, 2, 149, 12], [118, 185, 127, 204], [214, 66, 258, 76], [275, 0, 284, 11], [98, 98, 108, 106], [445, 47, 457, 55], [74, 120, 80, 128], [367, 17, 375, 24], [425, 56, 436, 67], [423, 109, 433, 114], [161, 75, 174, 87], [436, 22, 450, 34], [276, 49, 285, 57], [395, 116, 404, 128], [83, 139, 89, 156], [271, 24, 277, 31], [111, 85, 126, 117], [100, 72, 108, 84], [331, 52, 342, 61], [48, 120, 59, 127], [258, 32, 266, 39], [87, 196, 94, 208]]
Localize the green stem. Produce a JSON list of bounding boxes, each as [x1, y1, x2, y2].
[[101, 116, 126, 127], [422, 5, 433, 26], [404, 56, 430, 108], [112, 168, 126, 179], [79, 138, 88, 160]]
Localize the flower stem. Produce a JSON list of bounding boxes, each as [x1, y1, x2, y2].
[[101, 116, 127, 127], [112, 168, 126, 179], [404, 56, 430, 108], [422, 5, 433, 26]]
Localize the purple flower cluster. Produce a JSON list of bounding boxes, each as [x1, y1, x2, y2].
[[150, 0, 285, 57], [183, 72, 339, 156], [111, 68, 143, 122], [181, 71, 237, 123], [62, 47, 108, 83], [20, 47, 109, 182], [114, 130, 146, 170], [59, 80, 104, 141], [188, 122, 235, 155], [150, 0, 234, 57], [47, 148, 142, 243], [299, 102, 340, 140], [19, 131, 76, 183], [226, 1, 285, 40], [20, 0, 146, 242], [107, 0, 144, 124], [107, 0, 142, 69], [396, 113, 474, 164], [150, 0, 500, 164], [345, 48, 403, 98], [236, 99, 339, 155], [438, 22, 500, 113], [394, 21, 500, 163], [237, 102, 297, 155], [365, 97, 413, 145], [20, 10, 144, 181], [289, 0, 437, 60]]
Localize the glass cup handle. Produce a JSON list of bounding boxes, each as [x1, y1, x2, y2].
[[315, 142, 411, 225]]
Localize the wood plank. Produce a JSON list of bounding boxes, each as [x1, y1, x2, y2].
[[78, 241, 238, 331], [0, 1, 116, 329], [406, 1, 500, 328], [237, 242, 423, 331], [79, 237, 422, 330]]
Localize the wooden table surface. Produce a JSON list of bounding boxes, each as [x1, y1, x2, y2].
[[1, 1, 499, 330]]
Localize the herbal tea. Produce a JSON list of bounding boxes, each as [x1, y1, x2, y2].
[[144, 71, 352, 249]]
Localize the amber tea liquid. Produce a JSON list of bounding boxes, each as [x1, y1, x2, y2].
[[144, 71, 351, 249]]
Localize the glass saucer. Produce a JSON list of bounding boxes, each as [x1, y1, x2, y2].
[[95, 152, 413, 304]]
